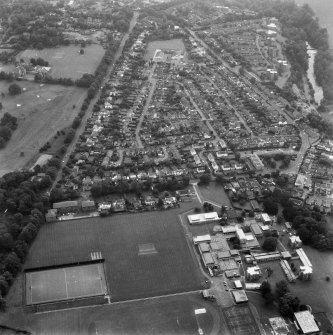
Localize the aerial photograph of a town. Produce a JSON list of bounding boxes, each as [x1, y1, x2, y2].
[[0, 0, 333, 334]]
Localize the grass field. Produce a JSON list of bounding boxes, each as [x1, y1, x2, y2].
[[17, 44, 105, 79], [25, 210, 203, 302], [288, 245, 333, 318], [25, 263, 107, 305], [198, 182, 232, 207], [144, 38, 186, 60], [0, 81, 86, 176], [0, 292, 228, 335]]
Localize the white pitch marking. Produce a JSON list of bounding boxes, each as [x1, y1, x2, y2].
[[64, 269, 69, 299]]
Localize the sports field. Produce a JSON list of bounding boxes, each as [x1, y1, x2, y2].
[[25, 211, 203, 301], [223, 305, 260, 335], [25, 263, 107, 305], [0, 292, 228, 335], [17, 44, 105, 79]]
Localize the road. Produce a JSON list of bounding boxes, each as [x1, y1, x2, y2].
[[51, 12, 139, 189], [135, 63, 157, 148]]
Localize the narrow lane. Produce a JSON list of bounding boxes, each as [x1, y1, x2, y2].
[[135, 63, 157, 148]]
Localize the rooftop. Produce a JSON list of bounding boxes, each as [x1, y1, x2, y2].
[[294, 311, 319, 334]]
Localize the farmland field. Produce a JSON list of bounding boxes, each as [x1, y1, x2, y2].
[[145, 38, 186, 60], [17, 44, 105, 79], [25, 211, 203, 302], [0, 81, 86, 176]]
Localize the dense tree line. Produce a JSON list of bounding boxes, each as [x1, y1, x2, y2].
[[266, 186, 333, 250], [307, 112, 333, 138], [260, 280, 301, 317], [0, 113, 18, 149], [0, 170, 51, 309]]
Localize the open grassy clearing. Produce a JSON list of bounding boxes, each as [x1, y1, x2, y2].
[[0, 81, 86, 176], [25, 210, 203, 302], [17, 44, 105, 79], [288, 246, 333, 318], [198, 182, 232, 207], [0, 292, 226, 335], [144, 38, 186, 60]]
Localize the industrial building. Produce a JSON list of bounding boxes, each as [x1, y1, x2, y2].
[[294, 311, 320, 334], [188, 212, 220, 225]]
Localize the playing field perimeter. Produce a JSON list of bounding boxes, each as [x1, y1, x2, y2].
[[25, 263, 107, 305]]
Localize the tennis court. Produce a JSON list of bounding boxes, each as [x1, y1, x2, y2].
[[25, 263, 107, 305], [223, 306, 259, 335]]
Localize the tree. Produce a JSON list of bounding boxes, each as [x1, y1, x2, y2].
[[0, 137, 5, 148], [0, 229, 14, 252], [72, 117, 81, 129], [276, 280, 289, 298], [263, 199, 279, 215], [262, 237, 278, 251], [0, 276, 8, 296], [198, 173, 211, 185], [13, 240, 28, 261], [0, 126, 12, 141], [157, 198, 164, 208], [260, 281, 271, 297], [4, 252, 21, 276], [215, 174, 226, 185], [0, 295, 6, 311], [8, 83, 22, 95]]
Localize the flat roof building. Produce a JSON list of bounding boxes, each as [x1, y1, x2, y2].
[[193, 234, 211, 245], [188, 212, 220, 225], [294, 311, 320, 334], [234, 280, 243, 289], [198, 243, 210, 254], [250, 223, 263, 236], [232, 290, 248, 304], [261, 213, 271, 224], [202, 253, 215, 268]]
